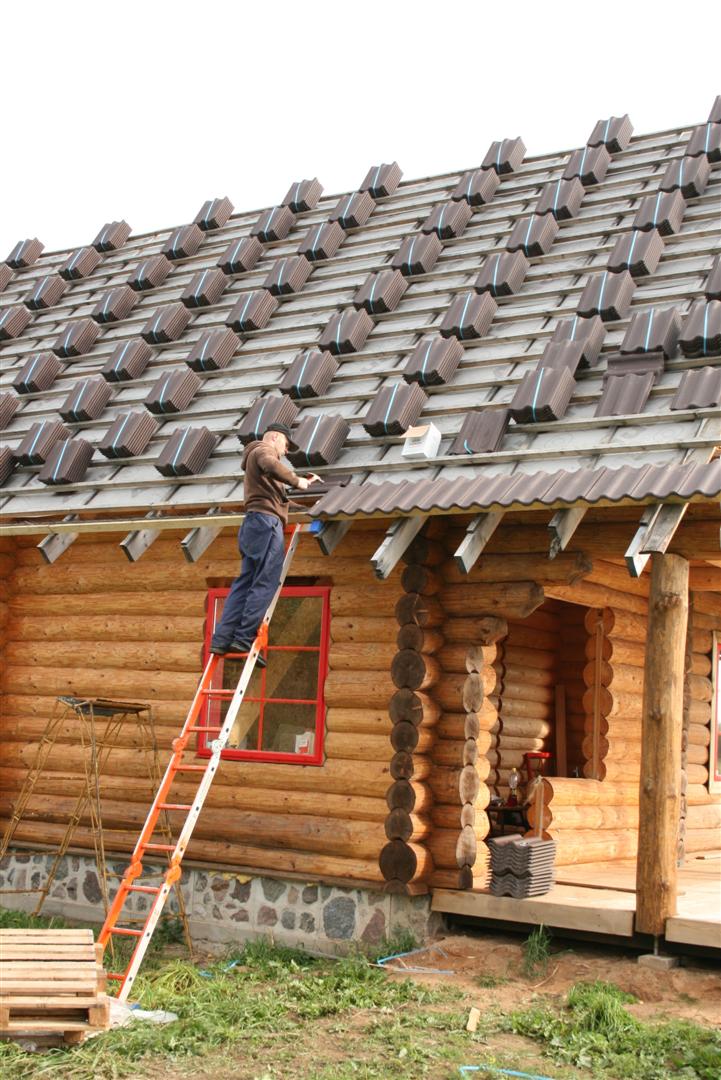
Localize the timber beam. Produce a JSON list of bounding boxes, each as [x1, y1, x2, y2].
[[37, 515, 79, 564], [625, 503, 689, 578], [548, 507, 587, 559], [371, 517, 428, 580], [181, 508, 224, 563], [315, 518, 353, 556], [120, 512, 162, 563], [453, 512, 504, 574]]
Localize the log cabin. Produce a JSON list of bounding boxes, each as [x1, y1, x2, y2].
[[1, 104, 720, 954]]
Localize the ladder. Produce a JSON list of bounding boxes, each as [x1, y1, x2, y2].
[[98, 523, 304, 1001]]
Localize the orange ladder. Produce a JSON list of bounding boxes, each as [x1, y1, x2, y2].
[[98, 523, 304, 1001]]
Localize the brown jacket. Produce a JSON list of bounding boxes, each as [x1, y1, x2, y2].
[[241, 440, 301, 524]]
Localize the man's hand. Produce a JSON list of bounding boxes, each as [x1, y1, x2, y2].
[[296, 474, 321, 491]]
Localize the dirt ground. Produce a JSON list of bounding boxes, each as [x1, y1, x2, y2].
[[384, 930, 721, 1027]]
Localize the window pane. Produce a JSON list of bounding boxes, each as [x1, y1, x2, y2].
[[268, 595, 322, 647], [264, 647, 320, 702], [261, 702, 318, 755]]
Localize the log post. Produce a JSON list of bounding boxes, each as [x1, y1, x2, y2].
[[635, 552, 689, 937]]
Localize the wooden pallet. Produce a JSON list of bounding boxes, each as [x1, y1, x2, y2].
[[0, 928, 110, 1044]]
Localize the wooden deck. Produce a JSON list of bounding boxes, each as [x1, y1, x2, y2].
[[432, 851, 721, 948]]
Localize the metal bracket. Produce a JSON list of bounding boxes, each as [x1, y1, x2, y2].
[[453, 511, 504, 574], [120, 511, 162, 563], [181, 507, 224, 563], [548, 506, 587, 560], [371, 516, 428, 580], [315, 518, 353, 556], [37, 515, 79, 564]]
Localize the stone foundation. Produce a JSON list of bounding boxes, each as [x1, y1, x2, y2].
[[0, 852, 441, 955]]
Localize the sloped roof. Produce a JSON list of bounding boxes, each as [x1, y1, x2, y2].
[[1, 107, 720, 525]]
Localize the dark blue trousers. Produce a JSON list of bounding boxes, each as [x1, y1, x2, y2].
[[212, 512, 285, 647]]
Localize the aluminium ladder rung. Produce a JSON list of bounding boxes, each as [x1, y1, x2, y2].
[[109, 926, 143, 937], [127, 885, 161, 894], [142, 842, 175, 852], [157, 803, 192, 811], [175, 764, 207, 773]]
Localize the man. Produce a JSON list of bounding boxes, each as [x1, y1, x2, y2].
[[210, 423, 320, 665]]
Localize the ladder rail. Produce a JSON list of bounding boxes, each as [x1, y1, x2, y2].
[[101, 524, 304, 1000]]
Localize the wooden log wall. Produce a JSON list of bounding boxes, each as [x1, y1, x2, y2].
[[0, 524, 406, 885], [380, 535, 444, 892], [0, 538, 16, 714], [680, 598, 719, 855]]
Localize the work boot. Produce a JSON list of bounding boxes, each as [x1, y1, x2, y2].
[[209, 639, 230, 656], [229, 640, 267, 668]]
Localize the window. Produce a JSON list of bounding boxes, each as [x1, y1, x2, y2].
[[199, 586, 330, 765], [710, 633, 721, 794]]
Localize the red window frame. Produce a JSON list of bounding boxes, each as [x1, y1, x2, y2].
[[198, 584, 330, 766]]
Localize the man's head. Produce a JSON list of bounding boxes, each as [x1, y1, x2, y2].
[[263, 423, 297, 454]]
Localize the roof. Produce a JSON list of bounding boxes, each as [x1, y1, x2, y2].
[[1, 105, 720, 526]]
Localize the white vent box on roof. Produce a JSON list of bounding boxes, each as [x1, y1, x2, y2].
[[401, 422, 441, 460]]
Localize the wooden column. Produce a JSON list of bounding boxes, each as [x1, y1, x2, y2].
[[635, 552, 689, 937]]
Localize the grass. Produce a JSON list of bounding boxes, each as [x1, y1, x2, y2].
[[509, 979, 721, 1079], [521, 924, 552, 979]]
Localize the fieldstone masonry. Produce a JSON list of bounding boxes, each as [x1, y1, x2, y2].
[[0, 852, 440, 954]]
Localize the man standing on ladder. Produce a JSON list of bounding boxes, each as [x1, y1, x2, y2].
[[210, 424, 320, 664]]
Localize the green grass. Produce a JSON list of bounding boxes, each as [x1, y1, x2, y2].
[[521, 924, 552, 979], [509, 979, 721, 1079]]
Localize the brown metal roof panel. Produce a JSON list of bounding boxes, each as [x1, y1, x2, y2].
[[13, 351, 62, 395], [362, 381, 427, 436], [474, 251, 529, 297], [659, 155, 711, 198], [92, 285, 138, 324], [353, 269, 408, 315], [24, 274, 68, 311], [297, 221, 346, 262], [15, 419, 71, 465], [671, 366, 721, 410], [391, 232, 443, 276], [550, 314, 605, 367], [193, 197, 234, 231], [98, 410, 159, 459], [141, 302, 191, 345], [359, 162, 402, 198], [287, 413, 349, 467], [686, 122, 721, 162], [509, 366, 575, 423], [216, 235, 263, 275], [92, 220, 131, 252], [448, 407, 509, 455], [38, 437, 94, 486], [59, 377, 112, 422], [161, 224, 205, 260], [421, 199, 472, 240], [403, 334, 463, 387], [263, 255, 312, 297], [279, 349, 338, 399], [0, 392, 18, 430], [506, 214, 559, 257], [587, 114, 633, 153], [679, 300, 721, 358], [577, 270, 635, 321], [52, 318, 100, 358], [481, 138, 526, 174], [127, 253, 173, 291], [534, 177, 585, 220], [0, 305, 32, 341], [6, 238, 43, 269], [709, 97, 721, 123], [236, 394, 299, 444], [562, 144, 610, 185], [328, 191, 375, 230], [704, 256, 721, 302], [281, 178, 323, 213], [155, 425, 217, 476], [101, 338, 152, 383], [181, 267, 229, 308], [595, 372, 655, 417], [607, 228, 664, 277], [537, 340, 586, 375], [451, 167, 500, 206], [0, 445, 14, 485], [632, 190, 686, 235], [186, 328, 240, 372], [318, 308, 374, 355], [226, 289, 279, 332], [605, 351, 665, 378], [439, 291, 497, 340], [144, 367, 201, 415], [0, 264, 13, 293], [620, 306, 682, 358]]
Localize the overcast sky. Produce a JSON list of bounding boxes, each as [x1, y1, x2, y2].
[[3, 0, 720, 256]]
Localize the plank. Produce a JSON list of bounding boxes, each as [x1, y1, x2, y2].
[[431, 884, 636, 937], [0, 997, 100, 1009], [665, 916, 721, 949], [0, 946, 97, 959], [0, 929, 93, 938]]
